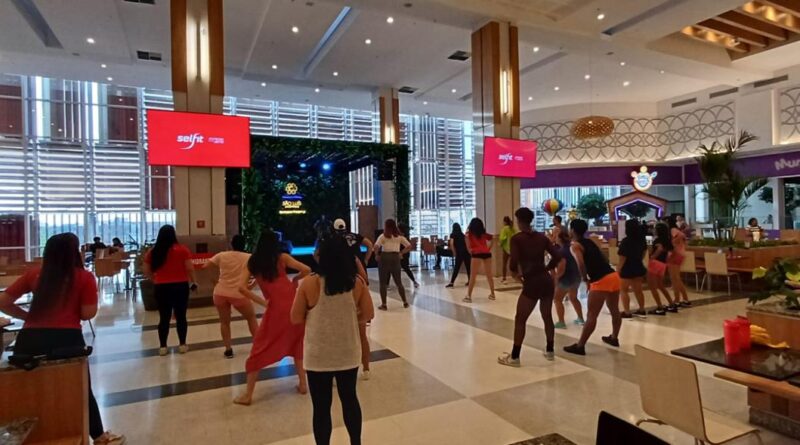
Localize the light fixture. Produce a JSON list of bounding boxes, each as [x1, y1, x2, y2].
[[276, 163, 285, 169], [528, 96, 533, 101], [623, 80, 631, 87], [322, 163, 332, 171], [423, 101, 428, 105], [106, 76, 113, 82], [333, 71, 339, 76], [272, 64, 278, 70], [659, 70, 665, 74], [572, 49, 614, 140], [186, 15, 210, 83], [129, 117, 134, 121], [86, 37, 96, 44], [619, 61, 626, 66], [500, 69, 510, 115], [451, 88, 457, 93], [386, 16, 394, 24], [101, 63, 107, 69], [261, 82, 267, 87], [584, 74, 591, 80], [533, 46, 540, 53], [553, 86, 560, 91], [314, 87, 320, 93], [291, 26, 299, 33], [596, 11, 605, 20], [365, 38, 372, 45], [299, 162, 307, 168]]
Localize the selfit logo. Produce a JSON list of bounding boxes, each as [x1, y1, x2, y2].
[[177, 133, 204, 150], [498, 153, 524, 165]]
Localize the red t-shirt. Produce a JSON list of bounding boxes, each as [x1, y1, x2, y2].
[[467, 232, 493, 255], [145, 244, 192, 284], [5, 267, 98, 330]]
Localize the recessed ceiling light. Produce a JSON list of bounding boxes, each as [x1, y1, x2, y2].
[[261, 82, 267, 87], [596, 12, 605, 20], [451, 88, 457, 93], [528, 96, 533, 101], [423, 101, 428, 105], [291, 26, 299, 33], [533, 46, 540, 53], [314, 87, 320, 93], [272, 64, 278, 70], [386, 16, 394, 24], [553, 86, 560, 91], [106, 76, 113, 82], [129, 117, 134, 121], [584, 74, 591, 80], [333, 71, 339, 77], [623, 80, 631, 87], [100, 63, 107, 69], [659, 69, 665, 74], [365, 38, 372, 45], [619, 61, 626, 66], [86, 37, 95, 44]]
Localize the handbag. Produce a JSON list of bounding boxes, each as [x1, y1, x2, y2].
[[648, 259, 667, 277]]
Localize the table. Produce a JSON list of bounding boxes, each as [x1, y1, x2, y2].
[[0, 417, 37, 445], [673, 339, 800, 438]]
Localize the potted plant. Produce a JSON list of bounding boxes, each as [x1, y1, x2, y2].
[[696, 131, 767, 240], [752, 259, 800, 310], [577, 193, 607, 226]]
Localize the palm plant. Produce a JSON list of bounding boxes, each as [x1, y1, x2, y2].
[[696, 130, 767, 240]]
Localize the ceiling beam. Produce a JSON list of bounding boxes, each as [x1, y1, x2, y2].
[[696, 19, 769, 47], [716, 10, 788, 40], [681, 26, 750, 53], [740, 2, 800, 33], [759, 0, 800, 17]]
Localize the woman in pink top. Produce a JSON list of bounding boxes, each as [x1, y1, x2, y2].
[[668, 216, 690, 306], [203, 234, 258, 359], [465, 217, 496, 303]]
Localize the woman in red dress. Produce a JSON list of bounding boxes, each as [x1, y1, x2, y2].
[[234, 229, 311, 405]]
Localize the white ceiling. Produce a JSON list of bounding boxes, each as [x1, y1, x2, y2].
[[0, 0, 798, 121]]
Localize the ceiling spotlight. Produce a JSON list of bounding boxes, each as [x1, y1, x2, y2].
[[100, 63, 107, 69], [528, 96, 533, 101], [619, 61, 626, 66], [86, 37, 96, 44], [423, 101, 428, 105], [291, 26, 299, 33], [299, 162, 307, 168], [314, 87, 320, 93], [596, 12, 605, 20], [553, 86, 560, 91], [584, 74, 591, 80], [533, 46, 540, 53], [451, 88, 457, 93], [659, 69, 665, 74], [272, 64, 278, 70], [386, 16, 394, 24], [322, 163, 332, 171], [623, 80, 631, 87], [106, 76, 113, 82], [333, 71, 339, 77], [261, 82, 267, 87], [365, 38, 372, 45]]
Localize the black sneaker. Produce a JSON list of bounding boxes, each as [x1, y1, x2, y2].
[[648, 307, 667, 316], [680, 301, 692, 308], [666, 304, 679, 313], [633, 309, 648, 319], [403, 302, 410, 308], [621, 312, 633, 319], [563, 343, 586, 356], [445, 283, 454, 288], [224, 348, 234, 359], [602, 336, 620, 347], [378, 304, 388, 311]]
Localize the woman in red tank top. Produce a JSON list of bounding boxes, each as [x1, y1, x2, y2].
[[464, 218, 496, 303]]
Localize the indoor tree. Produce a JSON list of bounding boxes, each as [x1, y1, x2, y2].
[[696, 130, 767, 240], [577, 193, 608, 226]]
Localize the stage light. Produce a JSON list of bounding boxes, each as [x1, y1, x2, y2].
[[276, 163, 284, 169], [299, 162, 307, 168], [322, 163, 332, 171]]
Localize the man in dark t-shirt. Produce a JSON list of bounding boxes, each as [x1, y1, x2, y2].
[[332, 218, 373, 265]]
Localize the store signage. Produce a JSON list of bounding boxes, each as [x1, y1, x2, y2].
[[147, 110, 251, 168], [482, 137, 537, 178], [279, 182, 306, 215], [631, 166, 657, 191], [774, 156, 800, 172]]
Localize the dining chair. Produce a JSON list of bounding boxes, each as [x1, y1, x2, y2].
[[634, 345, 763, 445], [420, 238, 436, 269], [680, 254, 703, 291], [701, 252, 741, 295]]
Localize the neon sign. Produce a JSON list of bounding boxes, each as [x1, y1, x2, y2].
[[279, 182, 307, 215], [630, 166, 657, 191]]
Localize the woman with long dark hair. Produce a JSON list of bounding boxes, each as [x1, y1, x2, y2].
[[465, 217, 495, 303], [552, 230, 584, 329], [0, 233, 125, 444], [446, 223, 471, 288], [647, 223, 678, 315], [372, 219, 413, 310], [143, 225, 196, 356], [234, 229, 311, 405], [668, 215, 690, 307], [291, 235, 374, 445], [618, 220, 648, 319]]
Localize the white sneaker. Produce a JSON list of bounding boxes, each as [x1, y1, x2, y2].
[[158, 347, 168, 356], [497, 352, 520, 367], [178, 344, 189, 354], [543, 351, 555, 361], [362, 370, 371, 381]]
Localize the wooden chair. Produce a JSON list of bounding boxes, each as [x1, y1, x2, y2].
[[420, 238, 436, 269], [680, 254, 703, 291], [634, 345, 763, 445], [701, 252, 741, 295]]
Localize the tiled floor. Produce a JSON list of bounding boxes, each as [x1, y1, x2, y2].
[[25, 269, 800, 444]]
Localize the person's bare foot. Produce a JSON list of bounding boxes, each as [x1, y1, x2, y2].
[[296, 384, 308, 395], [233, 394, 252, 406]]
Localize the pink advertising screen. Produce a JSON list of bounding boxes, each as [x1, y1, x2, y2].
[[482, 137, 537, 178]]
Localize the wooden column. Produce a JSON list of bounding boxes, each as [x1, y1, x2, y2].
[[374, 88, 400, 224], [471, 21, 521, 275], [170, 0, 226, 236]]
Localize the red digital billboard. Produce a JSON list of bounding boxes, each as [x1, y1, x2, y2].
[[482, 137, 537, 178], [146, 110, 251, 168]]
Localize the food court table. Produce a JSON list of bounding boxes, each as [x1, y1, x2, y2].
[[673, 339, 800, 438]]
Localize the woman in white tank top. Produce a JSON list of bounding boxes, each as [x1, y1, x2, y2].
[[291, 235, 374, 445]]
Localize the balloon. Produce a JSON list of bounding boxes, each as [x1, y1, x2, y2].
[[541, 198, 564, 216]]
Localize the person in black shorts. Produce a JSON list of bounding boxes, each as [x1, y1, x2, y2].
[[498, 207, 561, 366], [618, 220, 648, 319]]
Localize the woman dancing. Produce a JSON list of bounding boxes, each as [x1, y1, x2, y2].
[[465, 218, 495, 303]]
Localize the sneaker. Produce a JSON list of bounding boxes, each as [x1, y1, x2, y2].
[[497, 352, 520, 367], [158, 347, 168, 356], [445, 283, 454, 288], [377, 304, 388, 311], [178, 344, 189, 354], [563, 343, 586, 356], [554, 321, 567, 329], [403, 302, 410, 308], [462, 296, 472, 303], [648, 307, 667, 316], [543, 350, 555, 361], [633, 310, 648, 319], [573, 318, 585, 326], [602, 336, 620, 347], [621, 312, 633, 319], [488, 294, 496, 301], [680, 301, 692, 308], [224, 348, 234, 359], [666, 304, 679, 313], [362, 370, 371, 381]]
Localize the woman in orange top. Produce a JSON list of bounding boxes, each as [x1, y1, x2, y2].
[[465, 217, 496, 303], [144, 225, 196, 356]]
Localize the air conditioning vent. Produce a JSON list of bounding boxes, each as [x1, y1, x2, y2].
[[709, 87, 738, 99], [671, 97, 697, 108], [137, 50, 162, 61], [398, 86, 417, 94], [124, 0, 155, 4], [753, 74, 788, 89], [448, 50, 471, 61]]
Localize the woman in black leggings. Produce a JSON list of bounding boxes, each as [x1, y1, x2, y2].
[[0, 233, 125, 445], [398, 222, 419, 288], [446, 223, 471, 288], [144, 225, 196, 356]]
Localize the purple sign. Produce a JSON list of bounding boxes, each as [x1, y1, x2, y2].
[[684, 150, 800, 184], [521, 165, 684, 189]]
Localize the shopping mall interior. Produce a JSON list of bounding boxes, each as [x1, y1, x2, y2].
[[4, 0, 800, 444]]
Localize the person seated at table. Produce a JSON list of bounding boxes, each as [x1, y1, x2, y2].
[[433, 238, 453, 270], [0, 233, 126, 445], [111, 237, 125, 249], [89, 237, 107, 256]]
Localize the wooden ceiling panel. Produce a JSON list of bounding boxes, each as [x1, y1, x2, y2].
[[696, 18, 769, 46], [716, 10, 788, 40]]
